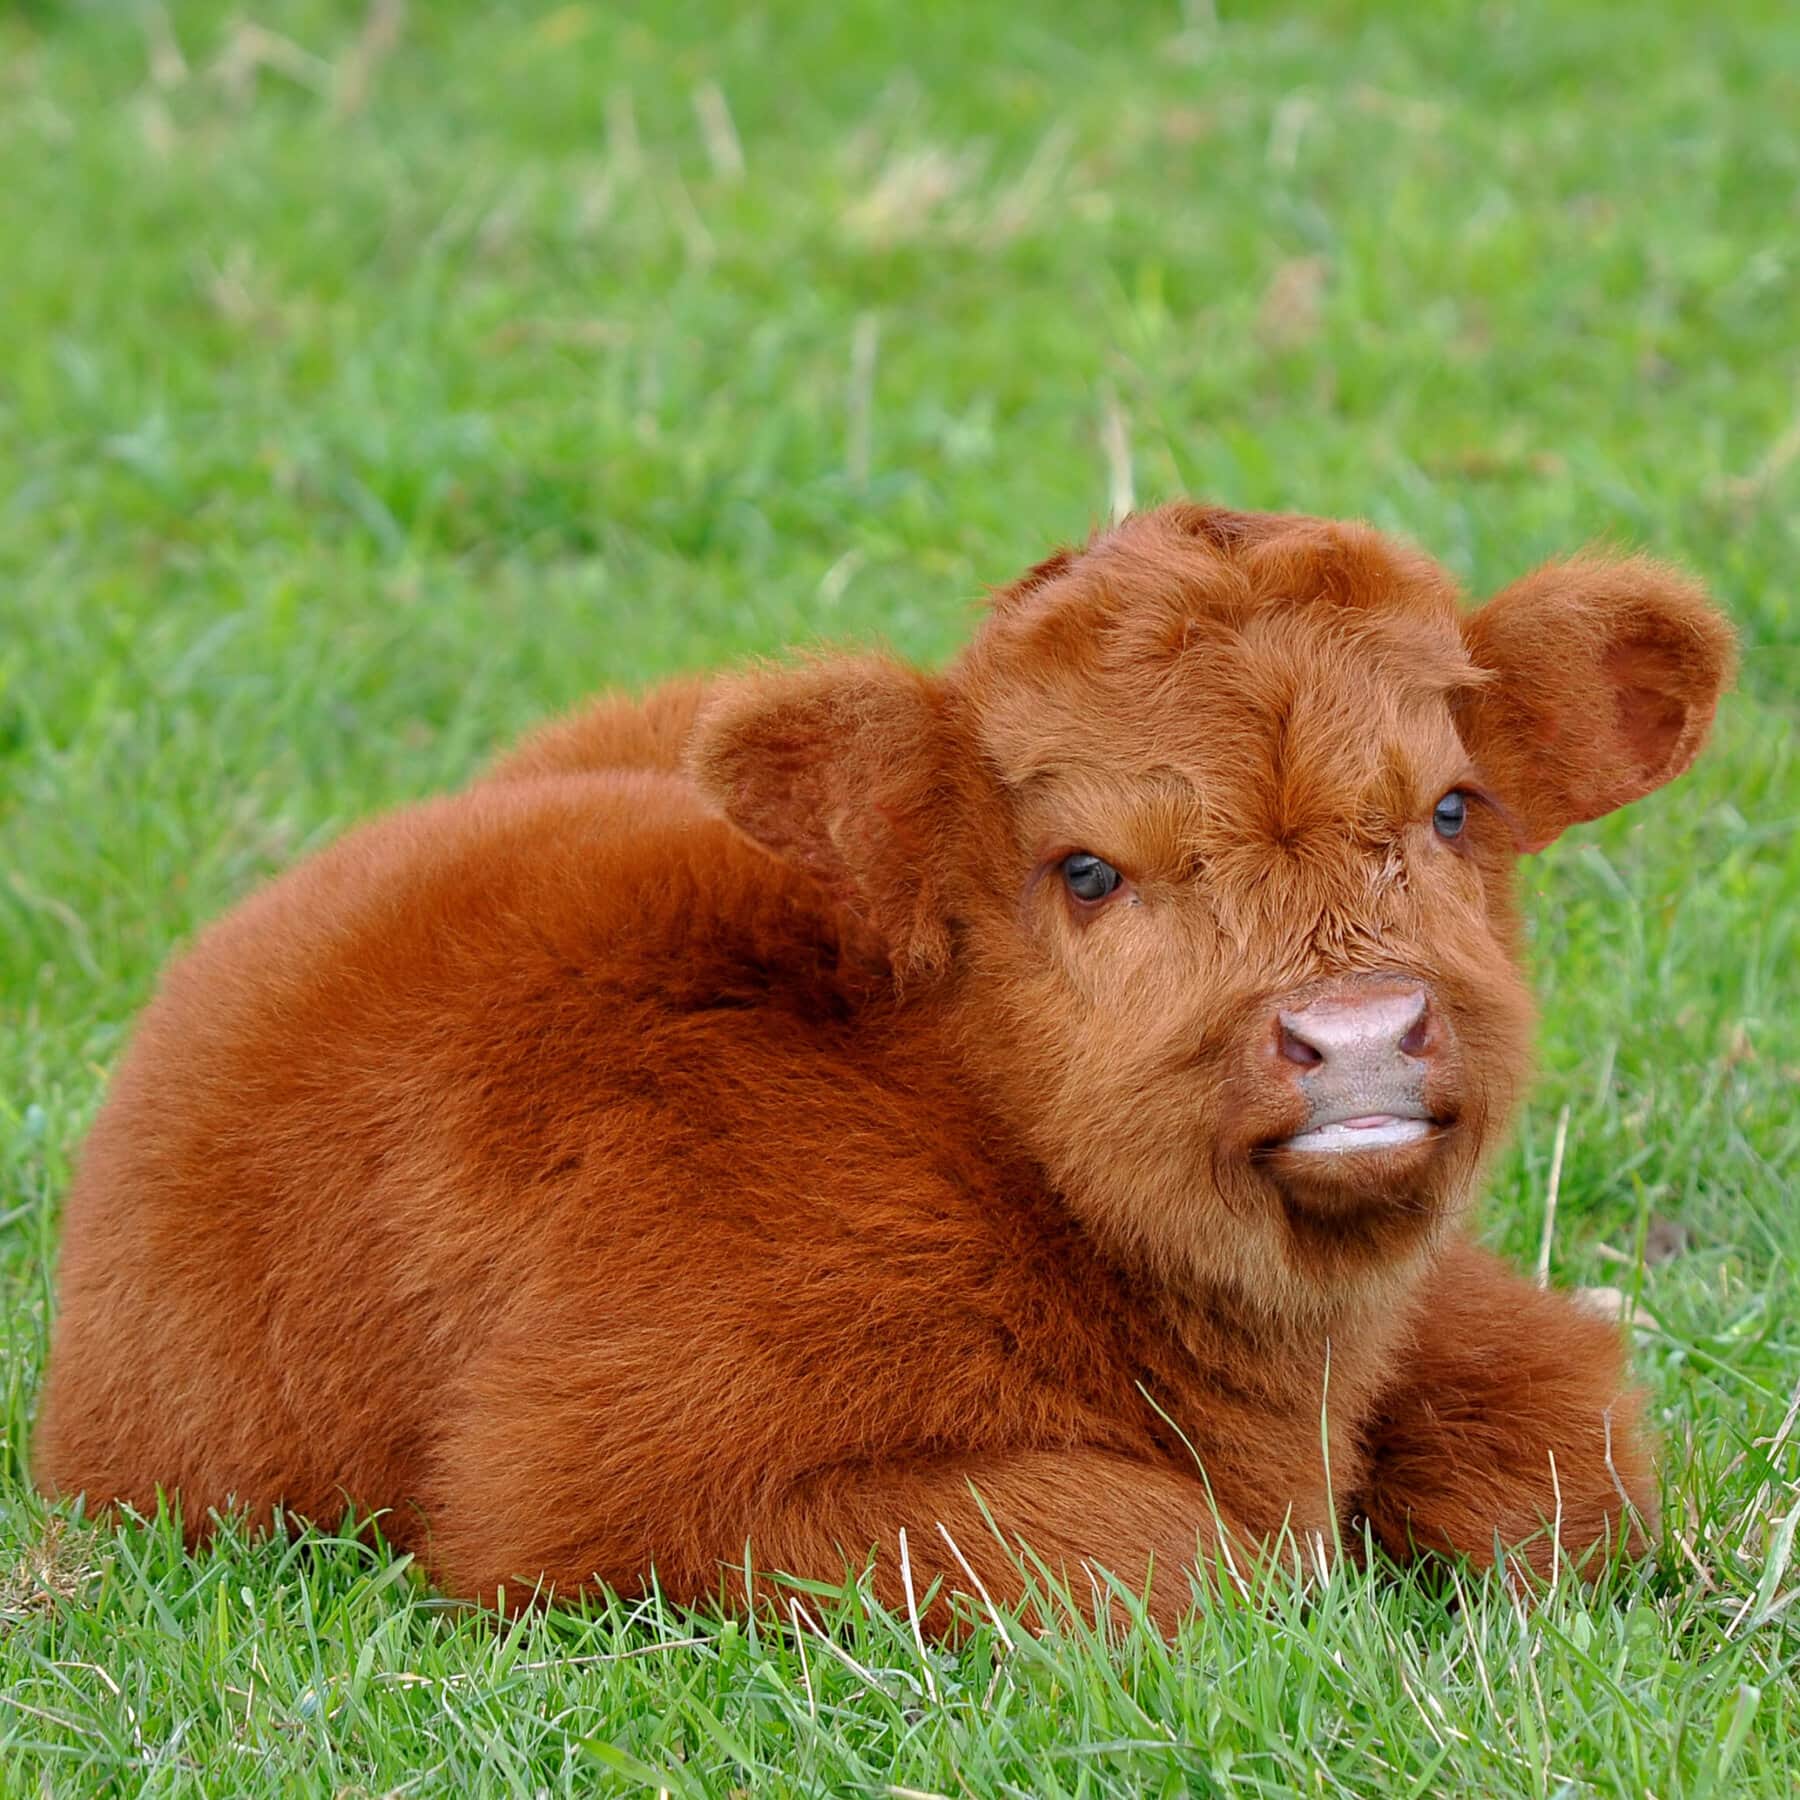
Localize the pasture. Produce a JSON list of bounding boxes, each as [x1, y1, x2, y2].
[[1, 1, 1796, 1793]]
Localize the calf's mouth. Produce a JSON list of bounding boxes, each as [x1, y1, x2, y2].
[[1277, 1103, 1439, 1155]]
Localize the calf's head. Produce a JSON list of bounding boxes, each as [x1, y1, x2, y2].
[[690, 505, 1733, 1314]]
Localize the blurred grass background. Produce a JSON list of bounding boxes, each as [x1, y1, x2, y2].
[[0, 1, 1796, 1793]]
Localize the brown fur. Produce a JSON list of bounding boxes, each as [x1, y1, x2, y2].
[[34, 504, 1734, 1633]]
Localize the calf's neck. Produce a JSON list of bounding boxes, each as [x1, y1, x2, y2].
[[35, 504, 1735, 1631]]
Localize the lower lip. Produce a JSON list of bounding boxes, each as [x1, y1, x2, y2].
[[1279, 1115, 1435, 1154]]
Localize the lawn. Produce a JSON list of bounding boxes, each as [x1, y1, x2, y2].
[[1, 0, 1797, 1792]]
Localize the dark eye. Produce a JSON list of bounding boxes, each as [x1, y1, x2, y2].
[[1061, 852, 1122, 903], [1432, 791, 1468, 839]]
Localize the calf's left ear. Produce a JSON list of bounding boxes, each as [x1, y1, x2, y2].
[[687, 656, 952, 980], [1457, 554, 1736, 851]]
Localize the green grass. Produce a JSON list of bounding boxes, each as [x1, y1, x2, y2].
[[2, 0, 1797, 1792]]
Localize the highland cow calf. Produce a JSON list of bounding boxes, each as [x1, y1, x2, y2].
[[35, 505, 1734, 1633]]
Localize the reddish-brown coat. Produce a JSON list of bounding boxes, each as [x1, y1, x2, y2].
[[35, 505, 1734, 1633]]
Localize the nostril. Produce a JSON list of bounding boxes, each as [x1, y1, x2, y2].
[[1277, 1021, 1325, 1068], [1399, 1011, 1433, 1059]]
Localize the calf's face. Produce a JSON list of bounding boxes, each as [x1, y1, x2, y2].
[[691, 506, 1733, 1312]]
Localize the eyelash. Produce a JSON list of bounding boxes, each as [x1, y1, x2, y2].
[[1025, 847, 1134, 919], [1061, 851, 1124, 904], [1436, 782, 1514, 853]]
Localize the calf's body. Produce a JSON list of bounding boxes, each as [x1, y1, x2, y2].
[[36, 504, 1732, 1630]]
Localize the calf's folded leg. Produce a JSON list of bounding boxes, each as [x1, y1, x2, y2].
[[1353, 1240, 1658, 1581], [739, 1452, 1225, 1636], [431, 1447, 1223, 1638]]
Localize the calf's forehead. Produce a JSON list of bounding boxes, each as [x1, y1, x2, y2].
[[967, 591, 1480, 817]]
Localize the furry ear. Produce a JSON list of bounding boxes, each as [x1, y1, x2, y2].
[[686, 657, 952, 979], [1458, 554, 1736, 852]]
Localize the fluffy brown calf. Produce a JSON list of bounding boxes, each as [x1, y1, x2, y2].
[[35, 504, 1734, 1632]]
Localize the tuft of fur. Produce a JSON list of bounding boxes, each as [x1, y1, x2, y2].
[[35, 503, 1731, 1634]]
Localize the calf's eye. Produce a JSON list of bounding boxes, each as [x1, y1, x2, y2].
[[1432, 791, 1468, 839], [1061, 852, 1122, 903]]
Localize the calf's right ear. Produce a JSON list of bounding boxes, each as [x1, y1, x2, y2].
[[1457, 554, 1736, 851], [686, 656, 952, 979]]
